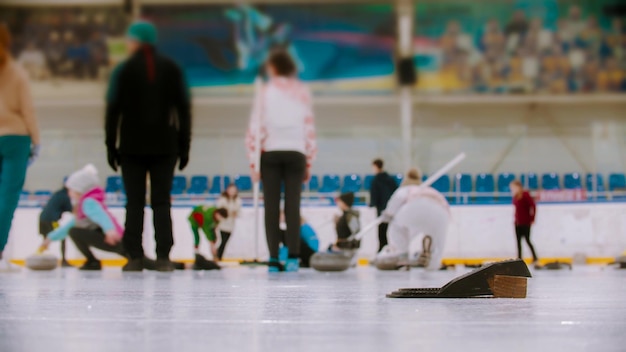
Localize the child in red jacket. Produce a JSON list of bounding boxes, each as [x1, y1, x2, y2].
[[510, 180, 538, 263]]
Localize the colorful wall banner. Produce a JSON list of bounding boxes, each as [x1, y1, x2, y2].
[[143, 4, 396, 94]]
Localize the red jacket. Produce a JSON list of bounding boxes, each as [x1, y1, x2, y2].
[[513, 191, 536, 225]]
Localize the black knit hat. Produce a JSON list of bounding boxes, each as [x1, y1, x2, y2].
[[338, 192, 355, 208]]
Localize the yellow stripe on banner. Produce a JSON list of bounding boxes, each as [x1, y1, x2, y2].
[[11, 257, 617, 267]]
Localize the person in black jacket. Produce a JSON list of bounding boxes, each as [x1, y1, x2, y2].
[[39, 187, 73, 266], [369, 159, 398, 252], [105, 21, 191, 272]]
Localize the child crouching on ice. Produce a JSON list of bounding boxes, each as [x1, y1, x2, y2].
[[328, 192, 361, 252], [188, 205, 227, 269], [39, 164, 126, 270]]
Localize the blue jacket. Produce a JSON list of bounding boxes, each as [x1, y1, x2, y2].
[[301, 223, 319, 252]]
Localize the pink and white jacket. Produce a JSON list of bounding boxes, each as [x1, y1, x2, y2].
[[246, 77, 317, 170]]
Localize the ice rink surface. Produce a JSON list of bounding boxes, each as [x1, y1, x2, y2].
[[1, 265, 625, 352]]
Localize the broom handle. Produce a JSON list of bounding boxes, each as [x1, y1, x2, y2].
[[353, 152, 466, 241], [252, 76, 263, 261]]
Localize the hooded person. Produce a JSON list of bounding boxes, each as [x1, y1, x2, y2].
[[329, 192, 361, 250], [375, 168, 451, 270], [105, 20, 192, 272], [0, 23, 41, 272], [39, 164, 127, 271]]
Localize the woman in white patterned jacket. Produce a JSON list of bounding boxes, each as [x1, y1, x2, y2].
[[246, 50, 317, 273]]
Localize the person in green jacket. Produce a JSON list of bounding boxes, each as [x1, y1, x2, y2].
[[188, 206, 228, 261]]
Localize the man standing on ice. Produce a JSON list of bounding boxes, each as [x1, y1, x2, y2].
[[375, 168, 451, 270], [105, 21, 191, 272]]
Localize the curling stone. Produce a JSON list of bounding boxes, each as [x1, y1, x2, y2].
[[534, 261, 572, 270], [310, 251, 354, 272], [25, 253, 58, 271], [375, 255, 409, 271]]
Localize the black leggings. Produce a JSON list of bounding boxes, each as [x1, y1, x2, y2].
[[120, 155, 177, 260], [261, 151, 306, 259], [69, 227, 127, 262], [216, 231, 231, 260], [515, 225, 538, 261], [378, 222, 389, 252]]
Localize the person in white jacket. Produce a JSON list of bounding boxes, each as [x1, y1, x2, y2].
[[376, 168, 451, 270], [245, 50, 317, 273], [215, 184, 242, 261]]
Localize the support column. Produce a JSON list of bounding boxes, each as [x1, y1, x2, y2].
[[397, 0, 415, 170]]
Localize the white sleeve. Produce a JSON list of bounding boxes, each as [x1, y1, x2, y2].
[[383, 188, 408, 217]]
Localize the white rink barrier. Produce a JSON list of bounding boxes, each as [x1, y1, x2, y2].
[[6, 202, 626, 261]]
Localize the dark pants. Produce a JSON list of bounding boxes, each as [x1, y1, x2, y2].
[[278, 230, 316, 267], [120, 155, 177, 260], [40, 220, 67, 260], [299, 241, 316, 268], [261, 151, 306, 259], [515, 225, 538, 261], [69, 227, 126, 262], [378, 223, 389, 252], [216, 231, 231, 260], [376, 209, 388, 252]]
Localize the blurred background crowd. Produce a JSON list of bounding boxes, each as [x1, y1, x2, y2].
[[0, 1, 624, 94], [1, 7, 126, 81], [429, 5, 626, 93]]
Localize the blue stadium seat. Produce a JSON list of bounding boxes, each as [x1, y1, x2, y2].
[[520, 173, 539, 190], [541, 173, 561, 190], [341, 174, 363, 193], [319, 175, 340, 193], [609, 173, 626, 191], [105, 176, 123, 193], [564, 173, 582, 189], [234, 175, 253, 192], [475, 173, 495, 203], [452, 173, 472, 193], [171, 176, 187, 195], [475, 174, 495, 193], [393, 173, 403, 186], [188, 176, 208, 195], [34, 190, 52, 197], [497, 173, 516, 193], [308, 175, 320, 192], [431, 174, 450, 193], [209, 176, 232, 194], [363, 175, 375, 191], [585, 174, 605, 192]]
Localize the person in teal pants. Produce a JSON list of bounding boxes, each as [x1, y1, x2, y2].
[[0, 24, 41, 271]]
